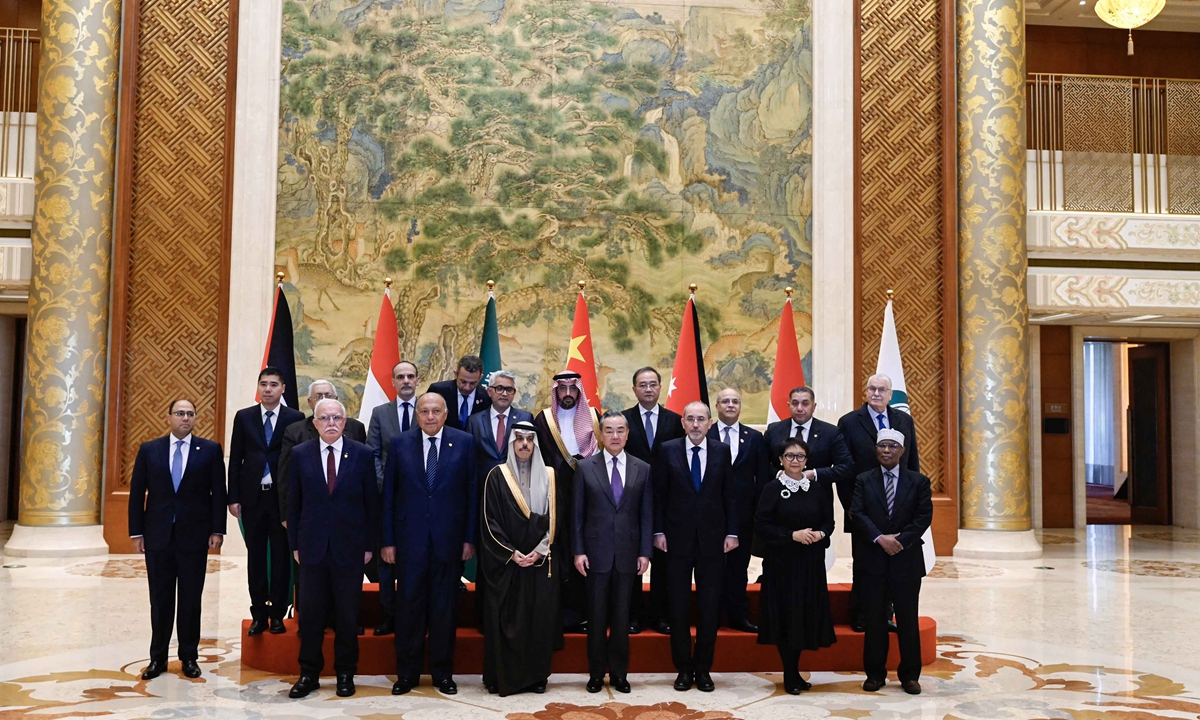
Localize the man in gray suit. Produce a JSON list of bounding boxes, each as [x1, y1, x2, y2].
[[573, 410, 652, 695], [366, 360, 419, 635]]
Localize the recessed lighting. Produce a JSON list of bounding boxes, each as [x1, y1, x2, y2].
[[1079, 1, 1086, 5]]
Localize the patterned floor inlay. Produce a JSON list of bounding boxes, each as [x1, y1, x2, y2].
[[1083, 559, 1200, 578], [65, 558, 238, 578], [926, 561, 1004, 579], [1135, 528, 1200, 545]]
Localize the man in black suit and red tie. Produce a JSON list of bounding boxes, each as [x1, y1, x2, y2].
[[227, 366, 305, 635], [129, 398, 226, 680], [427, 354, 491, 431], [653, 401, 738, 693], [286, 399, 379, 699]]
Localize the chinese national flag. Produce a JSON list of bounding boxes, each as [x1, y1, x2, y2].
[[665, 294, 708, 415], [565, 291, 601, 408], [767, 296, 805, 423]]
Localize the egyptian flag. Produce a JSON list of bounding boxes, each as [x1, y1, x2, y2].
[[664, 292, 708, 415], [767, 294, 805, 422], [358, 288, 400, 423], [257, 283, 300, 409], [565, 289, 601, 408]]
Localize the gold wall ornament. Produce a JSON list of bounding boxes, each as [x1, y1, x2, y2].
[[957, 0, 1033, 531], [18, 0, 122, 526], [1093, 0, 1166, 54]]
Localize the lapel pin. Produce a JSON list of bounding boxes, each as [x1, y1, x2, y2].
[[448, 442, 453, 448], [343, 453, 348, 459]]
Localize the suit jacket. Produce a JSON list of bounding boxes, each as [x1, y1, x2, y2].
[[706, 423, 772, 539], [836, 404, 920, 532], [367, 397, 416, 484], [573, 452, 653, 574], [382, 426, 477, 563], [227, 404, 305, 507], [278, 414, 366, 517], [763, 416, 854, 488], [849, 466, 933, 579], [467, 406, 535, 487], [652, 438, 737, 558], [622, 404, 684, 463], [287, 438, 379, 566], [428, 379, 491, 431], [128, 435, 227, 552]]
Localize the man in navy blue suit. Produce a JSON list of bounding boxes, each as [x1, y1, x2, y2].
[[286, 399, 378, 700], [227, 367, 305, 635], [129, 398, 227, 681], [427, 354, 491, 431], [381, 393, 477, 696]]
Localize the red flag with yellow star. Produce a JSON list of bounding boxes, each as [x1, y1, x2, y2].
[[565, 290, 602, 408]]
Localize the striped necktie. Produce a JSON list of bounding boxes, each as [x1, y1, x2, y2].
[[426, 437, 439, 493], [884, 470, 896, 517]]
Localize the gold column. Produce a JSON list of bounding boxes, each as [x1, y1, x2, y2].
[[955, 0, 1040, 556], [10, 0, 120, 537]]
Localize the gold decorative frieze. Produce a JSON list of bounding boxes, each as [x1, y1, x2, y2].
[[1029, 267, 1200, 316], [1028, 211, 1200, 260]]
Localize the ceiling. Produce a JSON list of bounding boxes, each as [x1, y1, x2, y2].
[[1027, 0, 1200, 33]]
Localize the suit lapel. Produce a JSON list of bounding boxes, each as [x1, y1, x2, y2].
[[859, 405, 879, 438], [333, 445, 354, 496], [159, 437, 174, 491], [892, 467, 914, 510], [598, 458, 618, 508], [868, 467, 887, 511]]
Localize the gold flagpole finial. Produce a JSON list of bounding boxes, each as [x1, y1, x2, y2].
[[276, 271, 285, 284], [785, 286, 793, 298], [689, 283, 698, 294], [384, 277, 393, 289], [578, 280, 587, 292], [886, 288, 894, 298], [487, 280, 495, 292]]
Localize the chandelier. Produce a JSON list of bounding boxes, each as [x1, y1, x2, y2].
[[1094, 0, 1166, 55]]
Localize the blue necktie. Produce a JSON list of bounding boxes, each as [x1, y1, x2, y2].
[[401, 402, 411, 432], [426, 437, 439, 493], [645, 411, 655, 448], [690, 446, 702, 493], [171, 440, 184, 492], [459, 395, 470, 426], [262, 410, 274, 480], [877, 412, 887, 430]]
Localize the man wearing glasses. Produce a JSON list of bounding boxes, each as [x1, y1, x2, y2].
[[128, 399, 227, 680], [278, 380, 367, 523]]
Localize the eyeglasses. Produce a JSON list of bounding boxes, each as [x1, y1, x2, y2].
[[171, 411, 196, 418], [876, 442, 901, 450], [312, 392, 337, 400], [782, 453, 807, 462], [490, 386, 516, 395], [636, 382, 660, 390], [317, 415, 346, 423]]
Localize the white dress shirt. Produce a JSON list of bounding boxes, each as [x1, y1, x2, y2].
[[557, 405, 580, 456], [260, 403, 281, 487], [458, 390, 476, 416], [397, 397, 414, 431], [717, 421, 739, 464], [872, 407, 891, 430], [640, 404, 659, 440], [320, 437, 344, 478], [686, 438, 707, 481], [604, 449, 626, 485], [421, 429, 444, 470], [491, 407, 510, 442], [169, 433, 193, 477], [790, 418, 813, 443]]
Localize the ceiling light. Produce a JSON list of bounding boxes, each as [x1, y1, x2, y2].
[[1094, 0, 1166, 55]]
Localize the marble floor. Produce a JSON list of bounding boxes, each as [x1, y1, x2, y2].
[[3, 525, 1200, 719]]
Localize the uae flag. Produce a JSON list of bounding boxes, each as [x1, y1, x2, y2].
[[258, 283, 300, 409], [565, 289, 602, 408], [358, 288, 400, 423], [664, 292, 708, 415], [767, 294, 805, 423], [478, 287, 502, 388]]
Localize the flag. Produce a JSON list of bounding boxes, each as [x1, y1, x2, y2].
[[257, 283, 299, 409], [565, 289, 602, 408], [767, 294, 805, 423], [875, 296, 936, 572], [664, 292, 708, 415], [479, 288, 502, 387], [358, 288, 400, 423]]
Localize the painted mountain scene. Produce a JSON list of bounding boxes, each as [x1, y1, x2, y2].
[[275, 0, 813, 418]]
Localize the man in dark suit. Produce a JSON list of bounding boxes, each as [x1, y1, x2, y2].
[[129, 398, 226, 680], [366, 360, 419, 635], [279, 380, 366, 521], [286, 399, 379, 699], [228, 367, 305, 635], [381, 393, 477, 696], [574, 411, 652, 694], [427, 354, 491, 431], [850, 428, 932, 695], [653, 401, 738, 693], [621, 366, 683, 635], [764, 385, 853, 494], [708, 388, 771, 633], [838, 373, 921, 630]]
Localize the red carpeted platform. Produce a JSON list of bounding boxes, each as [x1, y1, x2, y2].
[[240, 583, 937, 676]]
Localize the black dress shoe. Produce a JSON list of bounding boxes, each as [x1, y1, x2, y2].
[[269, 618, 287, 634], [902, 680, 922, 695], [436, 677, 458, 694], [336, 674, 356, 697], [530, 679, 547, 693], [784, 680, 802, 695], [673, 671, 693, 691], [653, 620, 671, 635], [612, 677, 631, 693], [862, 677, 886, 692], [391, 679, 413, 695], [851, 622, 866, 633], [564, 620, 588, 634], [729, 618, 759, 633], [289, 675, 320, 698], [586, 677, 604, 693], [796, 677, 812, 691], [374, 619, 395, 636], [141, 661, 167, 680], [629, 619, 643, 634], [247, 619, 268, 636], [486, 682, 499, 694], [695, 671, 715, 692], [181, 660, 202, 678]]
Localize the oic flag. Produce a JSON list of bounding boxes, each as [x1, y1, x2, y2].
[[767, 293, 805, 423], [664, 291, 708, 415], [478, 286, 502, 388], [358, 288, 400, 423], [257, 282, 300, 410], [875, 296, 935, 573], [564, 289, 601, 408]]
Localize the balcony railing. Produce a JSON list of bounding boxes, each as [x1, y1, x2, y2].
[[1027, 74, 1200, 215]]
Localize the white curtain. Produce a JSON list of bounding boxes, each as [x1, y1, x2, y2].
[[1084, 341, 1116, 486]]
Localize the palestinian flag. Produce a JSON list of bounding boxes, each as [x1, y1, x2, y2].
[[258, 282, 299, 409]]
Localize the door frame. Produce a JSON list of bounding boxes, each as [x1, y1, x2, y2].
[[1127, 342, 1172, 525]]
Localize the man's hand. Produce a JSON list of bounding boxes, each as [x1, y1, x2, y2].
[[804, 469, 817, 481], [574, 554, 589, 576], [723, 536, 740, 553], [462, 543, 475, 562], [364, 551, 373, 564], [381, 546, 396, 564], [208, 534, 224, 550], [281, 521, 287, 529], [293, 550, 300, 563], [228, 503, 241, 520], [877, 534, 903, 555], [528, 551, 544, 565], [792, 529, 819, 545], [636, 556, 649, 575], [132, 537, 145, 554], [653, 535, 667, 553]]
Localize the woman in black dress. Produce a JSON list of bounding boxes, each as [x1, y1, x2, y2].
[[756, 437, 836, 693]]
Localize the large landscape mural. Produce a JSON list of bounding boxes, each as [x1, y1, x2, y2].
[[275, 0, 813, 418]]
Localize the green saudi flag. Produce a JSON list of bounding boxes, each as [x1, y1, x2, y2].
[[479, 290, 502, 387]]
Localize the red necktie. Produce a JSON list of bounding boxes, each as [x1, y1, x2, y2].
[[326, 446, 338, 495], [495, 412, 506, 452]]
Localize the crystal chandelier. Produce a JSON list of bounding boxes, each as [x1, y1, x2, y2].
[[1094, 0, 1166, 55]]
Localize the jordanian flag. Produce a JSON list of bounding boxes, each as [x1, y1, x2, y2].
[[665, 290, 708, 415], [479, 287, 502, 387]]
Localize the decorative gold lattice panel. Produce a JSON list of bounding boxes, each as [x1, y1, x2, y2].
[[1062, 76, 1133, 213]]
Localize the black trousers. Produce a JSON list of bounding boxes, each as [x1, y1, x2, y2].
[[586, 570, 636, 680], [144, 528, 208, 664], [298, 556, 363, 676], [630, 547, 669, 625], [777, 646, 802, 684], [243, 494, 291, 620], [394, 553, 462, 682], [861, 572, 922, 682], [667, 552, 723, 674], [721, 534, 752, 624]]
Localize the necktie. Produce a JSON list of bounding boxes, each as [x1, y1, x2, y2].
[[326, 446, 338, 495], [644, 411, 655, 448], [262, 410, 274, 481], [171, 440, 184, 492], [722, 426, 731, 445], [426, 437, 439, 493], [495, 412, 506, 452], [690, 446, 702, 493], [793, 423, 806, 442], [611, 459, 623, 504], [401, 402, 411, 432], [877, 413, 887, 430], [459, 395, 470, 426], [884, 470, 896, 517]]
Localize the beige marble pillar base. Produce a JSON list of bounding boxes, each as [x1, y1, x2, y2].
[[3, 524, 109, 558], [953, 528, 1042, 561]]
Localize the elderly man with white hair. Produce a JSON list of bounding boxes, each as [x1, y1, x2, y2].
[[278, 379, 367, 522]]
